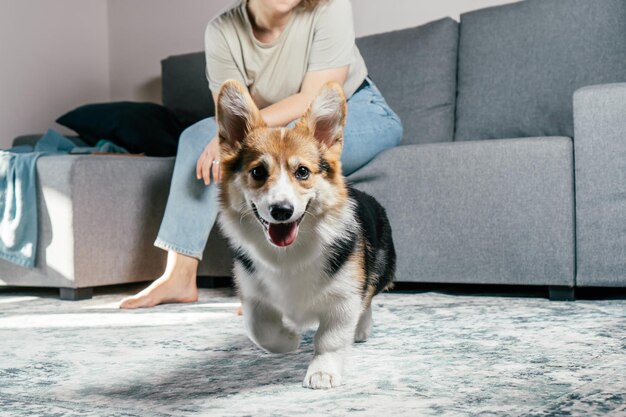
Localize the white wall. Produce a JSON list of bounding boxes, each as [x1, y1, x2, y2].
[[0, 0, 517, 148], [0, 0, 110, 148], [107, 0, 232, 103]]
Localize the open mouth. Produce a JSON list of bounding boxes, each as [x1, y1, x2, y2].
[[251, 203, 305, 247]]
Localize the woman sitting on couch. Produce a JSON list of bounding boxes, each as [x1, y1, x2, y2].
[[120, 0, 402, 309]]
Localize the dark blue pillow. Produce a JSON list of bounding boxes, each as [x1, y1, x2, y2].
[[56, 102, 188, 157]]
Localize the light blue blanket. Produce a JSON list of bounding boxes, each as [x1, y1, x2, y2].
[[0, 129, 127, 268]]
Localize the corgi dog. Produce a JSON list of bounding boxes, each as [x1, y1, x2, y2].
[[215, 79, 396, 389]]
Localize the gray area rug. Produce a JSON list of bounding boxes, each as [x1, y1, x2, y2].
[[0, 286, 624, 417]]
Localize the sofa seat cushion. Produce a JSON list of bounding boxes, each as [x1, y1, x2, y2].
[[357, 18, 458, 145], [455, 0, 626, 141], [349, 137, 575, 286]]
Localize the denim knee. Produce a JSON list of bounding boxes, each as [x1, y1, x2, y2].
[[389, 117, 404, 147], [178, 117, 217, 155]]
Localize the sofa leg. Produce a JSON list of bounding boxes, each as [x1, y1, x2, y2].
[[59, 287, 93, 301], [548, 286, 575, 301], [197, 276, 232, 288]]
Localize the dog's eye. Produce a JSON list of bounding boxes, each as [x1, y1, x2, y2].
[[250, 166, 268, 181], [295, 166, 310, 180]]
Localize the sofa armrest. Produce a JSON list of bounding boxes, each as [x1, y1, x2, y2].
[[23, 155, 174, 289], [12, 134, 44, 147], [68, 155, 175, 287], [573, 83, 626, 286], [574, 83, 626, 135]]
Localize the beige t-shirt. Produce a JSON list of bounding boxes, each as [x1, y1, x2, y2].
[[204, 0, 367, 107]]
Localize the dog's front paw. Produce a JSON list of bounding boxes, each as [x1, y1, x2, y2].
[[303, 370, 342, 389], [302, 356, 342, 389]]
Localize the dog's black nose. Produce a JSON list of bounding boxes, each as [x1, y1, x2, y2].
[[269, 203, 294, 221]]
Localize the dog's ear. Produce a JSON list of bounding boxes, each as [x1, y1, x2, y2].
[[298, 82, 347, 153], [216, 80, 265, 151]]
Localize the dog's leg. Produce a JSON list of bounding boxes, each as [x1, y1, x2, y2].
[[354, 304, 372, 343], [303, 300, 360, 389], [243, 298, 300, 354]]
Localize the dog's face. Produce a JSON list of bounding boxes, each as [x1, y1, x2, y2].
[[216, 80, 348, 248]]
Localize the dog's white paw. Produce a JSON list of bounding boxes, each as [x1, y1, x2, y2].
[[272, 328, 301, 354], [354, 326, 370, 343], [303, 369, 342, 389], [253, 327, 300, 354], [354, 305, 372, 343], [303, 355, 343, 389]]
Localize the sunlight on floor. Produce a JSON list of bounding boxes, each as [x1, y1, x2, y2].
[[184, 302, 241, 309], [0, 296, 39, 304], [0, 311, 234, 329], [83, 301, 242, 310]]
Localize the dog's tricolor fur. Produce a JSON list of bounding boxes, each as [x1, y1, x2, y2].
[[216, 79, 396, 389]]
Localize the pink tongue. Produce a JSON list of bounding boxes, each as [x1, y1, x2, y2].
[[268, 222, 299, 247]]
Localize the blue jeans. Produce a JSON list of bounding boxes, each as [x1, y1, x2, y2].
[[155, 80, 403, 259]]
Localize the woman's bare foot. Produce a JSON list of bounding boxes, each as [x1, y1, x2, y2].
[[119, 251, 199, 309]]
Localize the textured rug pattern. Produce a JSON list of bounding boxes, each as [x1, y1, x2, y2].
[[0, 287, 624, 416]]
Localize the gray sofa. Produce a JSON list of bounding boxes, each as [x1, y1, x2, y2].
[[2, 0, 625, 300]]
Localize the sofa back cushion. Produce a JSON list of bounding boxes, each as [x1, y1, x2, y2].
[[455, 0, 626, 141], [357, 18, 458, 145], [162, 52, 215, 126]]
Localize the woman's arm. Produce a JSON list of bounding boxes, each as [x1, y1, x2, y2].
[[259, 65, 349, 127], [210, 66, 349, 127]]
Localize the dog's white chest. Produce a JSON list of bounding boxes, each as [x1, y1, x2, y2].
[[234, 254, 358, 327], [256, 263, 328, 325]]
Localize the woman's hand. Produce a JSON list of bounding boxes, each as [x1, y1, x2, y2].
[[196, 136, 222, 185]]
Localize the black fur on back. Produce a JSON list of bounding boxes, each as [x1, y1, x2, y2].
[[347, 186, 396, 295], [324, 228, 357, 277], [324, 186, 396, 295]]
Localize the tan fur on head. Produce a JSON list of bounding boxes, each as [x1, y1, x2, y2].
[[297, 82, 347, 157], [216, 80, 349, 212], [216, 79, 265, 153], [216, 79, 348, 181]]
